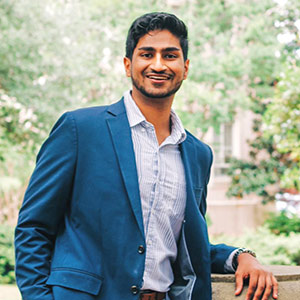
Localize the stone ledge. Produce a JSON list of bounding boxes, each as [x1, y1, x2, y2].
[[212, 265, 300, 299], [0, 266, 299, 300]]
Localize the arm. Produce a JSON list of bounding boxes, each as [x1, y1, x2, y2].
[[15, 112, 77, 300], [203, 145, 278, 299], [210, 243, 237, 273]]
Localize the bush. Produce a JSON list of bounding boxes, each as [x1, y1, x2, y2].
[[265, 211, 300, 236], [0, 225, 15, 284], [210, 226, 300, 266]]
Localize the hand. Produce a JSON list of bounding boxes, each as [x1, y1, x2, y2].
[[235, 253, 278, 300]]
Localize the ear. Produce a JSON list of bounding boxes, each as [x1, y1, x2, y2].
[[123, 57, 132, 77], [183, 59, 190, 80]]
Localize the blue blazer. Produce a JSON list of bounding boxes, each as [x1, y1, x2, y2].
[[15, 98, 236, 300]]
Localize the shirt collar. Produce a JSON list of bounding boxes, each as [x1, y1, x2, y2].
[[123, 90, 146, 127], [123, 90, 187, 144], [169, 108, 187, 144]]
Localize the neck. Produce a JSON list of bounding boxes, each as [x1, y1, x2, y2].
[[131, 88, 174, 144]]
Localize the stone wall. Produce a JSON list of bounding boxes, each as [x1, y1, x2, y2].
[[212, 265, 300, 299], [207, 199, 276, 235]]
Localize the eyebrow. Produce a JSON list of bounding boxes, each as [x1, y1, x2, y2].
[[137, 46, 181, 52]]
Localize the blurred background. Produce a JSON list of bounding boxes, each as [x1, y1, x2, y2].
[[0, 0, 299, 289]]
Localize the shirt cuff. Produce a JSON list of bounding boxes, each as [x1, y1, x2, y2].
[[224, 249, 239, 273]]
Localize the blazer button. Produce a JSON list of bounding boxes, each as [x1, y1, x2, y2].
[[131, 285, 139, 295], [138, 245, 145, 254]]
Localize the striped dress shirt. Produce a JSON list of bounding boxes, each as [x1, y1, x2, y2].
[[124, 90, 187, 292]]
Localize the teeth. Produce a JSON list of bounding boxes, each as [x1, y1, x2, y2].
[[148, 76, 169, 80]]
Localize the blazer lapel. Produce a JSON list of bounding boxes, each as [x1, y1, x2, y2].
[[106, 99, 144, 238]]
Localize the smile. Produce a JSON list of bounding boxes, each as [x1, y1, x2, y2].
[[145, 73, 172, 81]]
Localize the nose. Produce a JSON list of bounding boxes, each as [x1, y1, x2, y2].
[[150, 54, 167, 72]]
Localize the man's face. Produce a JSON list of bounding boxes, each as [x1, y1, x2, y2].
[[124, 30, 189, 100]]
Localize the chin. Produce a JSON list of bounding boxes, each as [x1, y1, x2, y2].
[[139, 86, 181, 99], [132, 77, 182, 100], [144, 91, 173, 99]]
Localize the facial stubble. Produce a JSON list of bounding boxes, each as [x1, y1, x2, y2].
[[130, 72, 184, 99]]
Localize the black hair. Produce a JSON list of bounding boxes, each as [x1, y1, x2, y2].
[[125, 12, 188, 61]]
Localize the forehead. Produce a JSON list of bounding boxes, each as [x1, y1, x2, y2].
[[135, 29, 182, 51]]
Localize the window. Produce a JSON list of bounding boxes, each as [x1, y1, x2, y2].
[[213, 123, 233, 177]]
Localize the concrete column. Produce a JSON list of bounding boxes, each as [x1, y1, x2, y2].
[[212, 265, 300, 299]]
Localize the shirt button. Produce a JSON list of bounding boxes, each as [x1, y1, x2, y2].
[[138, 245, 145, 254], [131, 285, 139, 295]]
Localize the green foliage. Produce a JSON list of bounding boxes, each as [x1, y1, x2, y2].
[[175, 0, 282, 138], [0, 89, 46, 162], [0, 89, 44, 212], [0, 226, 15, 284], [226, 98, 297, 201], [211, 226, 300, 266], [0, 0, 283, 138], [265, 211, 300, 236], [0, 0, 165, 212], [226, 95, 294, 202], [291, 250, 300, 265], [226, 0, 300, 199], [263, 65, 300, 191], [226, 156, 284, 201], [0, 0, 297, 220]]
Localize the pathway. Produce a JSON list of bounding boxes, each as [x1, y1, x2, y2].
[[0, 285, 21, 300]]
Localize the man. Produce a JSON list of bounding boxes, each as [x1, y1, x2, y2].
[[15, 12, 278, 300]]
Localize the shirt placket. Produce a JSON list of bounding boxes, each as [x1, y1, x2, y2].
[[144, 122, 160, 236], [143, 122, 166, 281]]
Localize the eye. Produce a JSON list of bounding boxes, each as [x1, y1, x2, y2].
[[165, 53, 177, 59], [141, 53, 153, 58]]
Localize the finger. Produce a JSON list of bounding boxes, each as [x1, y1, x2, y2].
[[235, 271, 244, 295], [245, 273, 258, 300], [272, 275, 278, 299], [252, 275, 265, 300], [261, 275, 273, 300]]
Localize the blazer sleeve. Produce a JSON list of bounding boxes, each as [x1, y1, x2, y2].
[[210, 244, 237, 274], [15, 112, 77, 300]]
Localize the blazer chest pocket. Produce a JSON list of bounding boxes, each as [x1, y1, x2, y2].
[[194, 187, 203, 206], [46, 268, 103, 296]]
